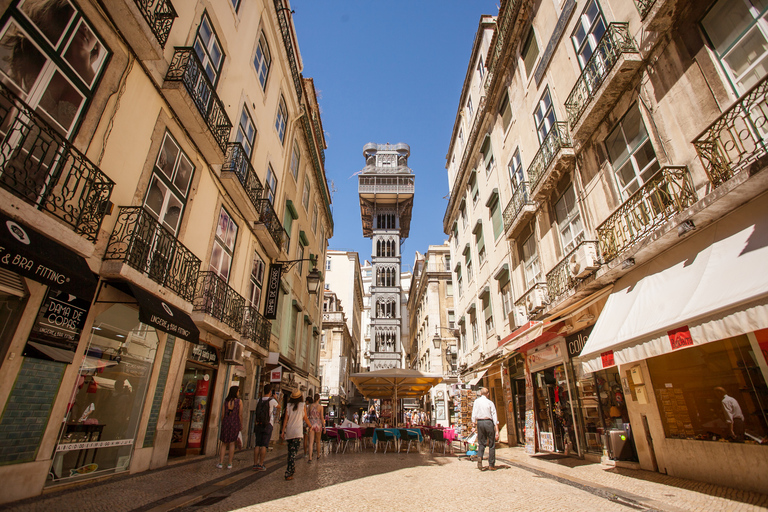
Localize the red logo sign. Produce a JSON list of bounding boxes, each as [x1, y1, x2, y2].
[[270, 367, 282, 382], [601, 350, 615, 368], [668, 326, 693, 350]]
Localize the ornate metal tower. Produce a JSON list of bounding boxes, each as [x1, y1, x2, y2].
[[358, 143, 414, 370]]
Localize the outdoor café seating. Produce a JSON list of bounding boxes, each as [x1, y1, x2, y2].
[[373, 428, 399, 453], [430, 428, 447, 454], [398, 428, 422, 453]]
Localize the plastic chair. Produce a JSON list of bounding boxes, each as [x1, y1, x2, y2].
[[431, 429, 446, 454], [375, 429, 396, 453], [320, 431, 333, 455], [399, 429, 420, 453], [337, 428, 351, 454], [362, 427, 375, 449]]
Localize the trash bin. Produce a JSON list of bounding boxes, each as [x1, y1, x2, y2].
[[608, 429, 633, 461]]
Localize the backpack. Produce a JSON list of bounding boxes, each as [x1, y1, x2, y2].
[[254, 398, 271, 427]]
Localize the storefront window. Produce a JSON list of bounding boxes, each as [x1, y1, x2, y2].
[[533, 364, 577, 453], [170, 344, 218, 457], [577, 367, 628, 453], [647, 335, 768, 444], [50, 305, 158, 483]]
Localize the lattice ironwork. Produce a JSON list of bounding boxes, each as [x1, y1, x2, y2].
[[165, 48, 232, 153], [527, 122, 573, 193], [634, 0, 656, 18], [485, 0, 521, 95], [597, 166, 697, 262], [502, 181, 535, 232], [194, 271, 246, 331], [223, 143, 264, 212], [135, 0, 177, 48], [104, 207, 201, 302], [358, 175, 415, 194], [0, 84, 114, 242], [274, 0, 302, 101], [564, 23, 639, 129], [546, 240, 600, 301], [255, 199, 286, 251], [693, 75, 768, 189]]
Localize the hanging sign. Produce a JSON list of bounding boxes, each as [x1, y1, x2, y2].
[[264, 264, 283, 320], [270, 367, 283, 383]]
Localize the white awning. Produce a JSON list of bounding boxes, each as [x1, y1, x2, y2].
[[467, 369, 487, 386], [581, 196, 768, 373]]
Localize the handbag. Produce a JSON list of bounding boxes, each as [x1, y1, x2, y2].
[[236, 431, 243, 449]]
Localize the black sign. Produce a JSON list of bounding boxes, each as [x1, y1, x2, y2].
[[189, 343, 218, 366], [0, 212, 97, 298], [129, 284, 200, 344], [566, 325, 594, 358], [23, 289, 91, 363], [264, 263, 282, 320]]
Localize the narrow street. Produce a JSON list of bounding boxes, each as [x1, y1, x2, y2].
[[4, 445, 766, 512]]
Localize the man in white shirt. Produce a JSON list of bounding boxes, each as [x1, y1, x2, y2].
[[715, 387, 745, 442], [471, 387, 499, 470]]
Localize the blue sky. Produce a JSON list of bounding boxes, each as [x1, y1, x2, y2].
[[292, 1, 499, 270]]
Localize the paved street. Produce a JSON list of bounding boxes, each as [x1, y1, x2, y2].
[[3, 444, 767, 512]]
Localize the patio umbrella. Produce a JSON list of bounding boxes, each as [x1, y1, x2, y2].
[[350, 368, 443, 423]]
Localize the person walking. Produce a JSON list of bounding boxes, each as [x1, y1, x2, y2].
[[252, 384, 278, 471], [307, 393, 325, 461], [217, 386, 241, 469], [471, 387, 499, 471], [280, 389, 311, 480]]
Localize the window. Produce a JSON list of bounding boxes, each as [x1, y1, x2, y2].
[[249, 251, 265, 308], [458, 128, 465, 148], [702, 0, 768, 94], [605, 104, 660, 198], [444, 255, 451, 270], [489, 193, 503, 240], [522, 27, 540, 77], [467, 97, 474, 117], [144, 132, 195, 235], [0, 0, 110, 135], [475, 224, 486, 266], [275, 95, 287, 144], [471, 317, 478, 345], [302, 176, 310, 210], [469, 172, 479, 206], [522, 231, 541, 289], [254, 32, 271, 90], [326, 257, 331, 271], [194, 13, 224, 86], [508, 149, 524, 191], [230, 0, 241, 11], [467, 260, 473, 281], [289, 303, 299, 352], [290, 140, 300, 180], [321, 332, 326, 351], [477, 56, 485, 80], [499, 92, 513, 132], [501, 282, 513, 317], [483, 296, 494, 333], [481, 137, 495, 175], [447, 282, 454, 297], [297, 243, 304, 275], [571, 0, 607, 71], [265, 164, 277, 204], [210, 207, 238, 281], [460, 205, 468, 230], [534, 88, 556, 143], [311, 204, 318, 232], [283, 202, 296, 253], [555, 184, 584, 254], [236, 106, 256, 157], [448, 311, 455, 329]]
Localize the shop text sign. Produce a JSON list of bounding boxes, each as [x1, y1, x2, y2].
[[29, 289, 90, 351], [264, 264, 283, 320], [56, 439, 133, 452], [668, 325, 693, 350], [565, 326, 593, 358], [189, 344, 218, 366], [270, 367, 282, 382]]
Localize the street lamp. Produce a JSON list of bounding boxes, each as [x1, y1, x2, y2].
[[275, 254, 323, 294]]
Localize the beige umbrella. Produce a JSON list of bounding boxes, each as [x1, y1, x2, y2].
[[350, 368, 443, 424]]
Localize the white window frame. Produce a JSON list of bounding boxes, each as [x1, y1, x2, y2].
[[254, 32, 271, 90]]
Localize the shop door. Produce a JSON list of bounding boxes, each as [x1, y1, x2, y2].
[[513, 379, 526, 445], [170, 362, 216, 457]]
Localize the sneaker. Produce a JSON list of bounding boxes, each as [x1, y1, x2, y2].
[[489, 465, 497, 471], [252, 465, 260, 471], [216, 463, 223, 469], [477, 460, 484, 470], [258, 465, 267, 472], [226, 464, 232, 469]]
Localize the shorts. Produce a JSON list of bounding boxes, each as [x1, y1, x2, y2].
[[253, 423, 273, 447]]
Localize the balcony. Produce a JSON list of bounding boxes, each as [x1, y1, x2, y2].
[[103, 0, 176, 60], [323, 311, 345, 324], [221, 143, 264, 221], [163, 48, 232, 164], [634, 0, 682, 32], [193, 271, 246, 337], [103, 206, 201, 303], [597, 166, 697, 262], [546, 240, 600, 302], [0, 84, 114, 244], [503, 182, 537, 239], [693, 75, 768, 189], [564, 23, 642, 144], [242, 305, 271, 354], [527, 122, 576, 200], [254, 199, 285, 259]]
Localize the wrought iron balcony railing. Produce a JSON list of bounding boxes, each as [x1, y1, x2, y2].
[[693, 75, 768, 189], [502, 181, 535, 233], [527, 122, 574, 193], [255, 199, 286, 251], [104, 207, 201, 302], [194, 271, 246, 332], [565, 23, 639, 129], [242, 305, 271, 350], [597, 166, 697, 262], [165, 48, 232, 153], [546, 240, 600, 301], [0, 84, 114, 242], [358, 175, 415, 194], [135, 0, 177, 48], [634, 0, 656, 18], [222, 143, 264, 211]]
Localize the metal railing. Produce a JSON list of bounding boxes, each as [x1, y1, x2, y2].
[[274, 0, 303, 101], [634, 0, 656, 19], [546, 240, 600, 301], [358, 175, 415, 194], [528, 122, 574, 193], [194, 271, 246, 331], [253, 199, 285, 251], [0, 84, 114, 242], [135, 0, 177, 48], [222, 143, 264, 212], [104, 207, 201, 302], [502, 182, 535, 233], [597, 166, 697, 262], [564, 23, 639, 129], [242, 305, 271, 350], [693, 75, 768, 189], [165, 48, 232, 153]]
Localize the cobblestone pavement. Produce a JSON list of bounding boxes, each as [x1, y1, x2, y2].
[[2, 443, 766, 512]]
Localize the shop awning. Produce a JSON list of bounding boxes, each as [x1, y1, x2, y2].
[[467, 369, 487, 387], [0, 212, 97, 299], [581, 197, 768, 373], [128, 284, 200, 344], [500, 321, 543, 353]]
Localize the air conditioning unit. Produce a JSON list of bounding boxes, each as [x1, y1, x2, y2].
[[569, 243, 600, 278], [224, 340, 245, 365], [508, 305, 528, 329], [526, 287, 547, 314]]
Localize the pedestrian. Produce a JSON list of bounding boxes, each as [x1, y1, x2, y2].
[[715, 387, 745, 442], [471, 387, 499, 470], [307, 393, 324, 461], [217, 386, 241, 469], [252, 384, 278, 471], [280, 389, 311, 480], [353, 411, 359, 425]]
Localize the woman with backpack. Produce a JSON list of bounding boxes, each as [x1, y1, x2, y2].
[[280, 389, 312, 480], [217, 386, 241, 469]]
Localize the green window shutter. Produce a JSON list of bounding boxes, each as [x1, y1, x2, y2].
[[491, 200, 503, 239]]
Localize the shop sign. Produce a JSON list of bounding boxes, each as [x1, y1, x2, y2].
[[601, 350, 615, 368], [270, 367, 283, 382], [565, 326, 593, 358], [668, 325, 693, 350], [539, 432, 555, 452], [26, 289, 90, 360], [281, 370, 296, 389], [264, 264, 283, 320], [527, 344, 561, 367], [56, 439, 133, 452], [189, 343, 218, 366]]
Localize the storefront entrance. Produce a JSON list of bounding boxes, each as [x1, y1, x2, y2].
[[533, 364, 577, 454]]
